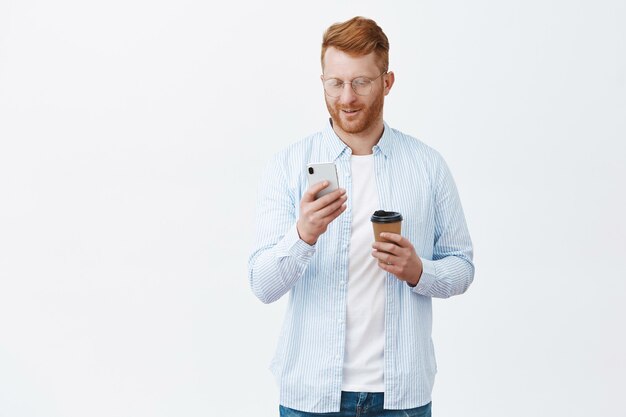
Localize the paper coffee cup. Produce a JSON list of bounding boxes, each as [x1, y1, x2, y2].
[[371, 210, 403, 242]]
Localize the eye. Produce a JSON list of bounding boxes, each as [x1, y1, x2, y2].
[[325, 79, 342, 87], [353, 78, 370, 87]]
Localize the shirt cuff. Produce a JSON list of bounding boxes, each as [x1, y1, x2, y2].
[[275, 224, 317, 260], [411, 258, 436, 294]]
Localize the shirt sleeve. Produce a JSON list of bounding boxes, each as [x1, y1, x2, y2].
[[248, 154, 316, 304], [411, 156, 475, 298]]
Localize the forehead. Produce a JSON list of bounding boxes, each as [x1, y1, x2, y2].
[[322, 47, 380, 78]]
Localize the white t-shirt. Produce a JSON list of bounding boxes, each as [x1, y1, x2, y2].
[[341, 154, 386, 392]]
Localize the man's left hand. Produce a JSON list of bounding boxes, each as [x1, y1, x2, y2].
[[372, 233, 423, 287]]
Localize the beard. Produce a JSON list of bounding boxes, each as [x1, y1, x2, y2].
[[325, 90, 385, 135]]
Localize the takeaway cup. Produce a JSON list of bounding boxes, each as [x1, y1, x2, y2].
[[371, 210, 403, 242]]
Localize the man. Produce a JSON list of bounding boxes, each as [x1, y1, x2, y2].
[[248, 16, 474, 416]]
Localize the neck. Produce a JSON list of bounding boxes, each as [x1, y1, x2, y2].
[[332, 119, 384, 155]]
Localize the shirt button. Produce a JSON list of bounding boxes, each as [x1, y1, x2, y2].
[[338, 319, 344, 324]]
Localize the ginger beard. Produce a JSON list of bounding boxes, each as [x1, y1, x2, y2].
[[324, 85, 385, 135]]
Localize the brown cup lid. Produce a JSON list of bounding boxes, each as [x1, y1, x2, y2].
[[371, 210, 403, 223]]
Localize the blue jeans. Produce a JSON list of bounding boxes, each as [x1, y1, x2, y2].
[[279, 392, 432, 417]]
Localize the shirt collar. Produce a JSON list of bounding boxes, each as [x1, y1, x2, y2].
[[374, 121, 394, 158], [322, 118, 395, 160]]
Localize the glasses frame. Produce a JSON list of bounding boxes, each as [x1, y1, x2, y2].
[[321, 71, 388, 98]]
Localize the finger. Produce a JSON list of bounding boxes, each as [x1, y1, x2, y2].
[[311, 187, 346, 209], [302, 181, 331, 202], [371, 249, 397, 264], [316, 194, 347, 218], [379, 232, 406, 246], [320, 202, 347, 224], [377, 259, 400, 273], [372, 241, 399, 254]]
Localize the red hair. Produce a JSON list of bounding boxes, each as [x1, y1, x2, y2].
[[321, 16, 389, 71]]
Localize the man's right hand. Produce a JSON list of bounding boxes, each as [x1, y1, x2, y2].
[[296, 181, 347, 245]]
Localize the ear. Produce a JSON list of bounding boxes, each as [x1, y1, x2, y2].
[[383, 71, 395, 96]]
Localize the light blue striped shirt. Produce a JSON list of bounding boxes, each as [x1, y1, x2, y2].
[[248, 120, 474, 412]]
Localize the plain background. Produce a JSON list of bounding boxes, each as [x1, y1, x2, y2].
[[1, 1, 625, 416]]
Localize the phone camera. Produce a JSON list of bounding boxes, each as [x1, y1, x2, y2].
[[308, 167, 314, 174]]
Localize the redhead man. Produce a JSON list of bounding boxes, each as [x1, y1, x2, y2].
[[249, 16, 474, 417]]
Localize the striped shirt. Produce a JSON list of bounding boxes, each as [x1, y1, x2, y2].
[[248, 120, 474, 413]]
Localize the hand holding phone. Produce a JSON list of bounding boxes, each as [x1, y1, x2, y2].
[[297, 162, 346, 245]]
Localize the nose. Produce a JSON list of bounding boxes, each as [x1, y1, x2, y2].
[[338, 82, 358, 103]]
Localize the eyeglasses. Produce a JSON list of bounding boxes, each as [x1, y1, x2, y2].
[[321, 71, 387, 97]]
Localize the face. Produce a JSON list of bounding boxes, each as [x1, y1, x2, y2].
[[321, 47, 393, 137]]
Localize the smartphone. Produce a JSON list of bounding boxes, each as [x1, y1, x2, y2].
[[306, 162, 339, 199]]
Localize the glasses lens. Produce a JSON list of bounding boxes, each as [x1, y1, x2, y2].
[[324, 79, 343, 97], [352, 78, 372, 96]]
